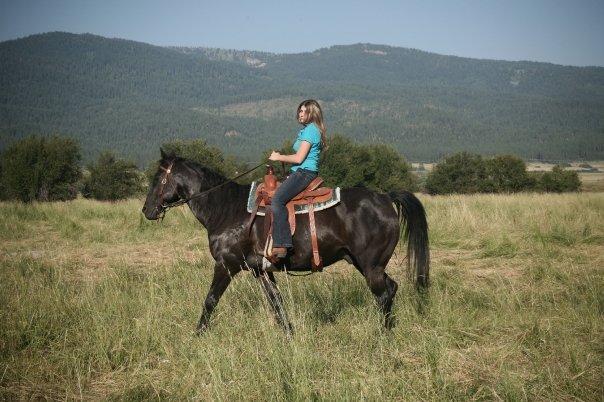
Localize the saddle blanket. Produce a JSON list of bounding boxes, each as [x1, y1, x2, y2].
[[246, 181, 341, 216]]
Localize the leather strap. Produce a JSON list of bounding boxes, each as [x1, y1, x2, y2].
[[247, 179, 326, 272], [307, 177, 324, 191], [287, 203, 296, 235], [247, 192, 263, 235], [307, 197, 322, 272], [264, 205, 273, 242]]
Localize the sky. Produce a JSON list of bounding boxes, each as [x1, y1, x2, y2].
[[1, 0, 603, 67]]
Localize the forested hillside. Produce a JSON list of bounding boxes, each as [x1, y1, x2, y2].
[[1, 32, 603, 165]]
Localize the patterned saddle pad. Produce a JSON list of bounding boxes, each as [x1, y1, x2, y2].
[[246, 181, 341, 216]]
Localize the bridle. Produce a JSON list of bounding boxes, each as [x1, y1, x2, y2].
[[158, 161, 175, 202], [154, 161, 177, 220], [154, 160, 267, 219]]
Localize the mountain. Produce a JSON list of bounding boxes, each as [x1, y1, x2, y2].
[[1, 32, 603, 165]]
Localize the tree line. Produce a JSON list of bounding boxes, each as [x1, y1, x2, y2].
[[0, 135, 581, 203], [2, 33, 603, 165]]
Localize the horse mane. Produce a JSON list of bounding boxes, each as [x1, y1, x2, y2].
[[180, 159, 228, 188], [164, 156, 250, 207]]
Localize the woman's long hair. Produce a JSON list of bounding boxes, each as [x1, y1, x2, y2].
[[297, 99, 328, 150]]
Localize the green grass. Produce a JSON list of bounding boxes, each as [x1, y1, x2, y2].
[[1, 194, 603, 400]]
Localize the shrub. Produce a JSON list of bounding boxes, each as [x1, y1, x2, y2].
[[0, 135, 81, 202], [537, 165, 581, 193], [319, 134, 418, 192], [82, 150, 144, 200], [484, 155, 534, 193], [424, 152, 487, 195], [146, 139, 249, 183]]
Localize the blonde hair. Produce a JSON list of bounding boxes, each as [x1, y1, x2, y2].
[[297, 99, 327, 150]]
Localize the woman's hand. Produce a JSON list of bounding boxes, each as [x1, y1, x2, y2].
[[268, 141, 311, 164], [269, 151, 281, 161]]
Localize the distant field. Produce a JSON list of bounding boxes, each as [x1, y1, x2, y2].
[[1, 193, 602, 400], [579, 170, 604, 191]]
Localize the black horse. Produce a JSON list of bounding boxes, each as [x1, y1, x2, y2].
[[142, 150, 429, 333]]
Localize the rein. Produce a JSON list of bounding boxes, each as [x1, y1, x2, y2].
[[159, 161, 266, 214], [158, 162, 318, 276]]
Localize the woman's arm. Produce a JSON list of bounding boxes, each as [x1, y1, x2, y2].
[[269, 141, 311, 164]]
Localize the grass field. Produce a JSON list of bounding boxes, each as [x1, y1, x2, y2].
[[1, 192, 603, 400]]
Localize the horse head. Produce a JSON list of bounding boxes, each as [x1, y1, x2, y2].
[[142, 149, 186, 220]]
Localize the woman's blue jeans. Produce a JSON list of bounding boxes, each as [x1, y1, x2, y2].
[[271, 168, 318, 248]]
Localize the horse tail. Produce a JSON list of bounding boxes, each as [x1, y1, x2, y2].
[[389, 190, 430, 289]]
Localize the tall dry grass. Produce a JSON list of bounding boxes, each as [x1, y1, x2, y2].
[[1, 194, 602, 400]]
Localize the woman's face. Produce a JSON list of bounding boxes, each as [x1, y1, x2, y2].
[[298, 105, 309, 124]]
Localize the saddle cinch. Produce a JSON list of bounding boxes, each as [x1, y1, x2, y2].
[[247, 166, 339, 272]]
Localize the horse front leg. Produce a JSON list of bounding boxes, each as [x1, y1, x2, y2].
[[257, 271, 293, 334], [196, 263, 237, 335]]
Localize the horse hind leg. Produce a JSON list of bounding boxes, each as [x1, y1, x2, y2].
[[382, 275, 398, 329], [365, 270, 399, 329]]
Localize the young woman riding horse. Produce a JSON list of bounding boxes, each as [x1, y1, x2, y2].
[[142, 104, 429, 334], [267, 99, 328, 261]]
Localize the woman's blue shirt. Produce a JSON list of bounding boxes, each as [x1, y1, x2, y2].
[[291, 123, 321, 172]]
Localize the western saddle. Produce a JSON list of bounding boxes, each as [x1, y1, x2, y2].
[[247, 165, 334, 272]]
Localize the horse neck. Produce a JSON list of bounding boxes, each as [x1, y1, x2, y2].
[[181, 165, 249, 231], [181, 164, 222, 195]]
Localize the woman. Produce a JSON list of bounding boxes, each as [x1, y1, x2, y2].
[[268, 99, 327, 260]]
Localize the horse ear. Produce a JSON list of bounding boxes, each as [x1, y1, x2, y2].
[[160, 147, 176, 160]]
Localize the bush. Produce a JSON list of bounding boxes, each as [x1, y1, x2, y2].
[[0, 135, 81, 202], [425, 152, 581, 194], [319, 134, 418, 192], [537, 165, 581, 192], [82, 150, 145, 200], [147, 139, 250, 183], [484, 155, 535, 193], [424, 152, 487, 195]]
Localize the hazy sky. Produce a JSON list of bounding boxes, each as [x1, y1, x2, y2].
[[1, 0, 603, 67]]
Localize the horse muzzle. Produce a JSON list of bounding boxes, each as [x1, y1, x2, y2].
[[142, 204, 165, 220]]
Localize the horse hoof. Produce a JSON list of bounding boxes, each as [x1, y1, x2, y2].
[[384, 315, 396, 330], [194, 324, 208, 336]]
